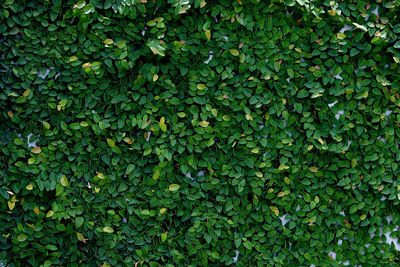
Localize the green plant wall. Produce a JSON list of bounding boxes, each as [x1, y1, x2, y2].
[[2, 0, 400, 266]]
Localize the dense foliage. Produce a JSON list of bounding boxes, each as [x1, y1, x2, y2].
[[2, 0, 400, 266]]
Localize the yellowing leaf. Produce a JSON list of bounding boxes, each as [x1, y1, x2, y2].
[[229, 49, 239, 56], [278, 192, 285, 197], [42, 121, 50, 129], [60, 175, 68, 187], [104, 39, 114, 45], [284, 177, 290, 184], [153, 73, 158, 82], [255, 172, 263, 178], [309, 166, 318, 173], [103, 226, 114, 233], [31, 147, 41, 154], [95, 186, 100, 193], [153, 169, 160, 180], [160, 208, 166, 214], [77, 232, 85, 241], [107, 138, 115, 148], [251, 148, 259, 154], [197, 84, 207, 90], [82, 62, 91, 68], [18, 234, 28, 242], [23, 89, 30, 97], [360, 215, 367, 220], [8, 201, 15, 210], [270, 206, 279, 216], [97, 172, 105, 179], [337, 33, 346, 40], [159, 117, 167, 132], [199, 121, 209, 127], [205, 30, 211, 40], [34, 207, 40, 215], [150, 47, 158, 55], [26, 184, 33, 190], [245, 114, 253, 121], [211, 109, 218, 117], [46, 210, 54, 217], [278, 164, 288, 170], [168, 184, 180, 192]]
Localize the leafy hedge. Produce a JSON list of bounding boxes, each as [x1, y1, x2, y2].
[[2, 0, 400, 266]]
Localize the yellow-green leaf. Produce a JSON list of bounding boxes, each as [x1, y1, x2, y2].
[[60, 175, 68, 187], [169, 184, 180, 192], [153, 73, 158, 82], [104, 39, 114, 45], [153, 169, 160, 180], [159, 118, 167, 132], [205, 30, 211, 40], [23, 89, 31, 97], [309, 166, 318, 173], [160, 208, 166, 214], [161, 232, 167, 242], [18, 234, 28, 242], [103, 226, 114, 233], [42, 121, 50, 129], [199, 121, 209, 127], [46, 210, 54, 217], [107, 138, 115, 148], [284, 177, 290, 184], [245, 114, 253, 121], [31, 147, 41, 154], [26, 184, 33, 190], [77, 232, 85, 241], [337, 33, 346, 40], [229, 49, 239, 56], [351, 158, 357, 168], [197, 84, 207, 90], [8, 201, 15, 210]]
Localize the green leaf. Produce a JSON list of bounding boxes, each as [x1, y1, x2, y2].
[[161, 232, 167, 242], [147, 40, 166, 56]]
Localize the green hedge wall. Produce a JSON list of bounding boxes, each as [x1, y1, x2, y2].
[[2, 0, 400, 266]]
